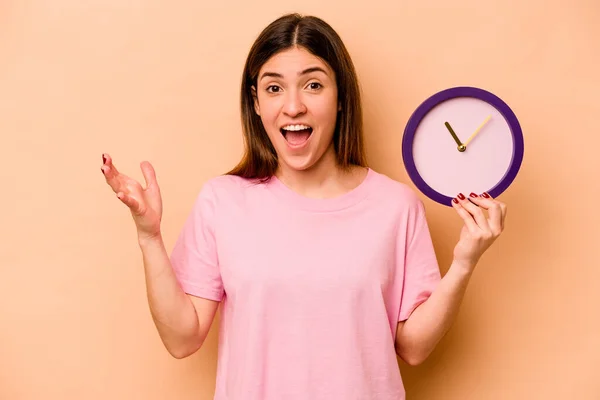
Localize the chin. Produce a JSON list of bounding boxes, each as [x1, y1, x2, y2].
[[279, 154, 318, 172]]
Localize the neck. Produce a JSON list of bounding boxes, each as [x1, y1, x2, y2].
[[275, 145, 367, 199]]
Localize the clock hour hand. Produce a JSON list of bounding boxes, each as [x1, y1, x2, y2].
[[444, 122, 466, 152]]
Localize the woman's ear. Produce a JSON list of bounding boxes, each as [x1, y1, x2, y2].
[[251, 86, 260, 116]]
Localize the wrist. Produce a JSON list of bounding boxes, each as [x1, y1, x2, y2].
[[137, 231, 163, 247], [450, 258, 477, 275]]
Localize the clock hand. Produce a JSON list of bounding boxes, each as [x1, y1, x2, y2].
[[463, 115, 492, 148], [444, 122, 466, 152]]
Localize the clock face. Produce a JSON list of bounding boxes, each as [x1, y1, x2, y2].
[[402, 87, 524, 206]]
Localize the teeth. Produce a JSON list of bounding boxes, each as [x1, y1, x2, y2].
[[282, 124, 311, 131]]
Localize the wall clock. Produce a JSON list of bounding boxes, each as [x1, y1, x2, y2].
[[402, 86, 524, 206]]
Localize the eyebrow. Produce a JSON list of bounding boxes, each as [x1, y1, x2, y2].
[[259, 66, 329, 81]]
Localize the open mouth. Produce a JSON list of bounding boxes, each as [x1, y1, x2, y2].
[[280, 124, 313, 146]]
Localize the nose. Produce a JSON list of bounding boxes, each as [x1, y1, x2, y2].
[[282, 90, 306, 117]]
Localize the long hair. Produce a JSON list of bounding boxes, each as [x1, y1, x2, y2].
[[227, 13, 367, 181]]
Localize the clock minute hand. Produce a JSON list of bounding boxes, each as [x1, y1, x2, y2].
[[463, 115, 492, 148], [444, 122, 466, 152]]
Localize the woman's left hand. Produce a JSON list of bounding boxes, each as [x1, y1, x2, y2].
[[451, 192, 507, 272]]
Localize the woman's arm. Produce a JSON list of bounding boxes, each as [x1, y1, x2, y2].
[[140, 234, 219, 359], [395, 259, 473, 365], [395, 192, 507, 365]]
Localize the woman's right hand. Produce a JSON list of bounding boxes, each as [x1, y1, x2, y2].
[[101, 153, 163, 240]]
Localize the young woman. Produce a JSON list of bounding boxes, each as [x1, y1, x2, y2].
[[101, 13, 507, 400]]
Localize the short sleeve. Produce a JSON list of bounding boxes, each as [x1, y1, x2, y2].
[[398, 200, 441, 321], [170, 181, 224, 302]]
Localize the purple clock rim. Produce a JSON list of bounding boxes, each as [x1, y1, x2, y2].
[[402, 86, 525, 206]]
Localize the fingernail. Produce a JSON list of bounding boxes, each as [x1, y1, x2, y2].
[[452, 198, 459, 204], [101, 167, 105, 175], [469, 192, 477, 198], [458, 193, 465, 200], [482, 192, 490, 198], [102, 154, 106, 164]]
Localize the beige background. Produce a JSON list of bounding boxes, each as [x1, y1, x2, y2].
[[1, 0, 599, 399]]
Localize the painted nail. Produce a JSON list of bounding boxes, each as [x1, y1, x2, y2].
[[469, 192, 477, 198], [458, 193, 465, 200], [452, 198, 459, 204], [102, 154, 106, 164], [101, 167, 105, 175], [482, 192, 490, 198]]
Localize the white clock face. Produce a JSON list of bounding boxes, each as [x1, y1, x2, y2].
[[411, 96, 514, 198]]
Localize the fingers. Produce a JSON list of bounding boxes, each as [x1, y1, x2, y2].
[[453, 193, 490, 233], [460, 192, 507, 236], [101, 153, 120, 176], [101, 153, 150, 216], [116, 191, 141, 214], [466, 193, 506, 235], [451, 196, 480, 232], [101, 153, 122, 192], [140, 161, 158, 191]]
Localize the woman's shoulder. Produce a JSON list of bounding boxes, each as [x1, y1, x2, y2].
[[368, 168, 423, 205], [203, 173, 257, 189], [197, 173, 269, 203], [363, 168, 431, 224]]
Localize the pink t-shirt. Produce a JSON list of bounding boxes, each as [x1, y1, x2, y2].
[[170, 167, 441, 399]]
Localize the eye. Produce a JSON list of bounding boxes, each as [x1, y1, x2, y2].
[[266, 85, 281, 93], [308, 82, 322, 90]]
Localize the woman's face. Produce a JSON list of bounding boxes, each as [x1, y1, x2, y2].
[[252, 46, 340, 173]]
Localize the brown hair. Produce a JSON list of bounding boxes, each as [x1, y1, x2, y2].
[[226, 13, 367, 181]]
